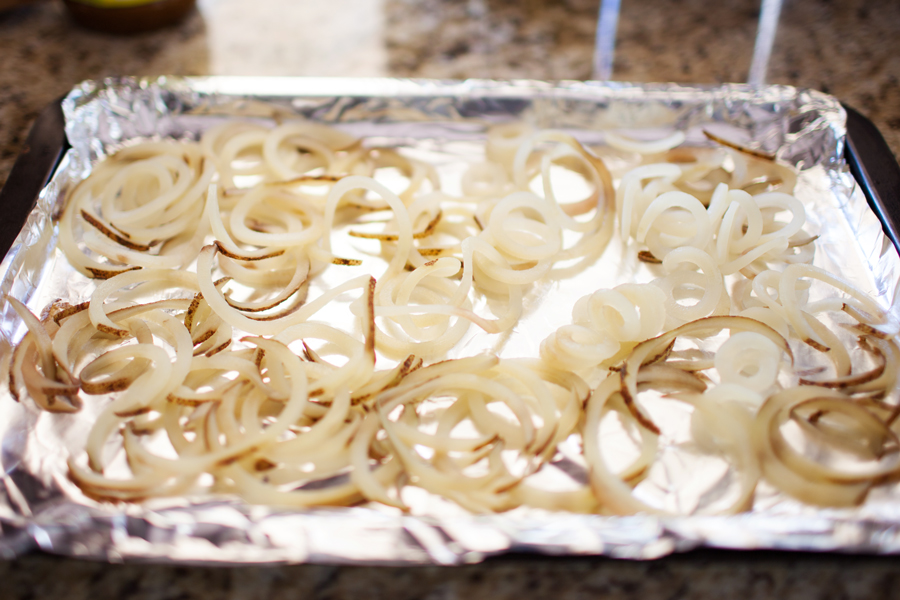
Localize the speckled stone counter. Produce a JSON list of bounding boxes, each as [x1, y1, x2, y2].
[[1, 1, 900, 598], [2, 550, 900, 600]]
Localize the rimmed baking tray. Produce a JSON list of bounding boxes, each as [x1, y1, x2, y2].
[[1, 77, 900, 564]]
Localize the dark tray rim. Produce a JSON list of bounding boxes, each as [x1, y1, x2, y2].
[[1, 92, 900, 564]]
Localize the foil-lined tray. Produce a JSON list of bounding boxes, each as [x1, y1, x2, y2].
[[1, 76, 900, 564]]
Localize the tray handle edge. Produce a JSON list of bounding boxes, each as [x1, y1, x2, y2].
[[0, 98, 69, 262]]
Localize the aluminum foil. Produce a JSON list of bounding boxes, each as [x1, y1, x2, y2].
[[1, 76, 899, 564]]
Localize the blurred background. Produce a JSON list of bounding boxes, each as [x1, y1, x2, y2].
[[1, 1, 900, 597], [1, 0, 899, 190]]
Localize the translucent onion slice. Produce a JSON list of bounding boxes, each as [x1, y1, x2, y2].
[[604, 130, 686, 155], [619, 316, 792, 433], [753, 386, 896, 506]]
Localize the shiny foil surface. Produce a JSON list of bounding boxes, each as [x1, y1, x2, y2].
[[1, 77, 898, 564]]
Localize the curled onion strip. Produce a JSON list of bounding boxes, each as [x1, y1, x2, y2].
[[753, 387, 897, 506], [620, 316, 792, 433]]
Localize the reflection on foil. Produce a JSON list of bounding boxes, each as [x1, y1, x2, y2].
[[1, 76, 899, 565]]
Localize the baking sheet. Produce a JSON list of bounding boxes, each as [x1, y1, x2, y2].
[[1, 76, 900, 564]]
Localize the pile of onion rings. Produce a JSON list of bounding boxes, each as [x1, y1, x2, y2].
[[7, 118, 900, 516]]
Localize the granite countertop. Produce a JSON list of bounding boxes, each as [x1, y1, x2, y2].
[[1, 0, 900, 597]]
